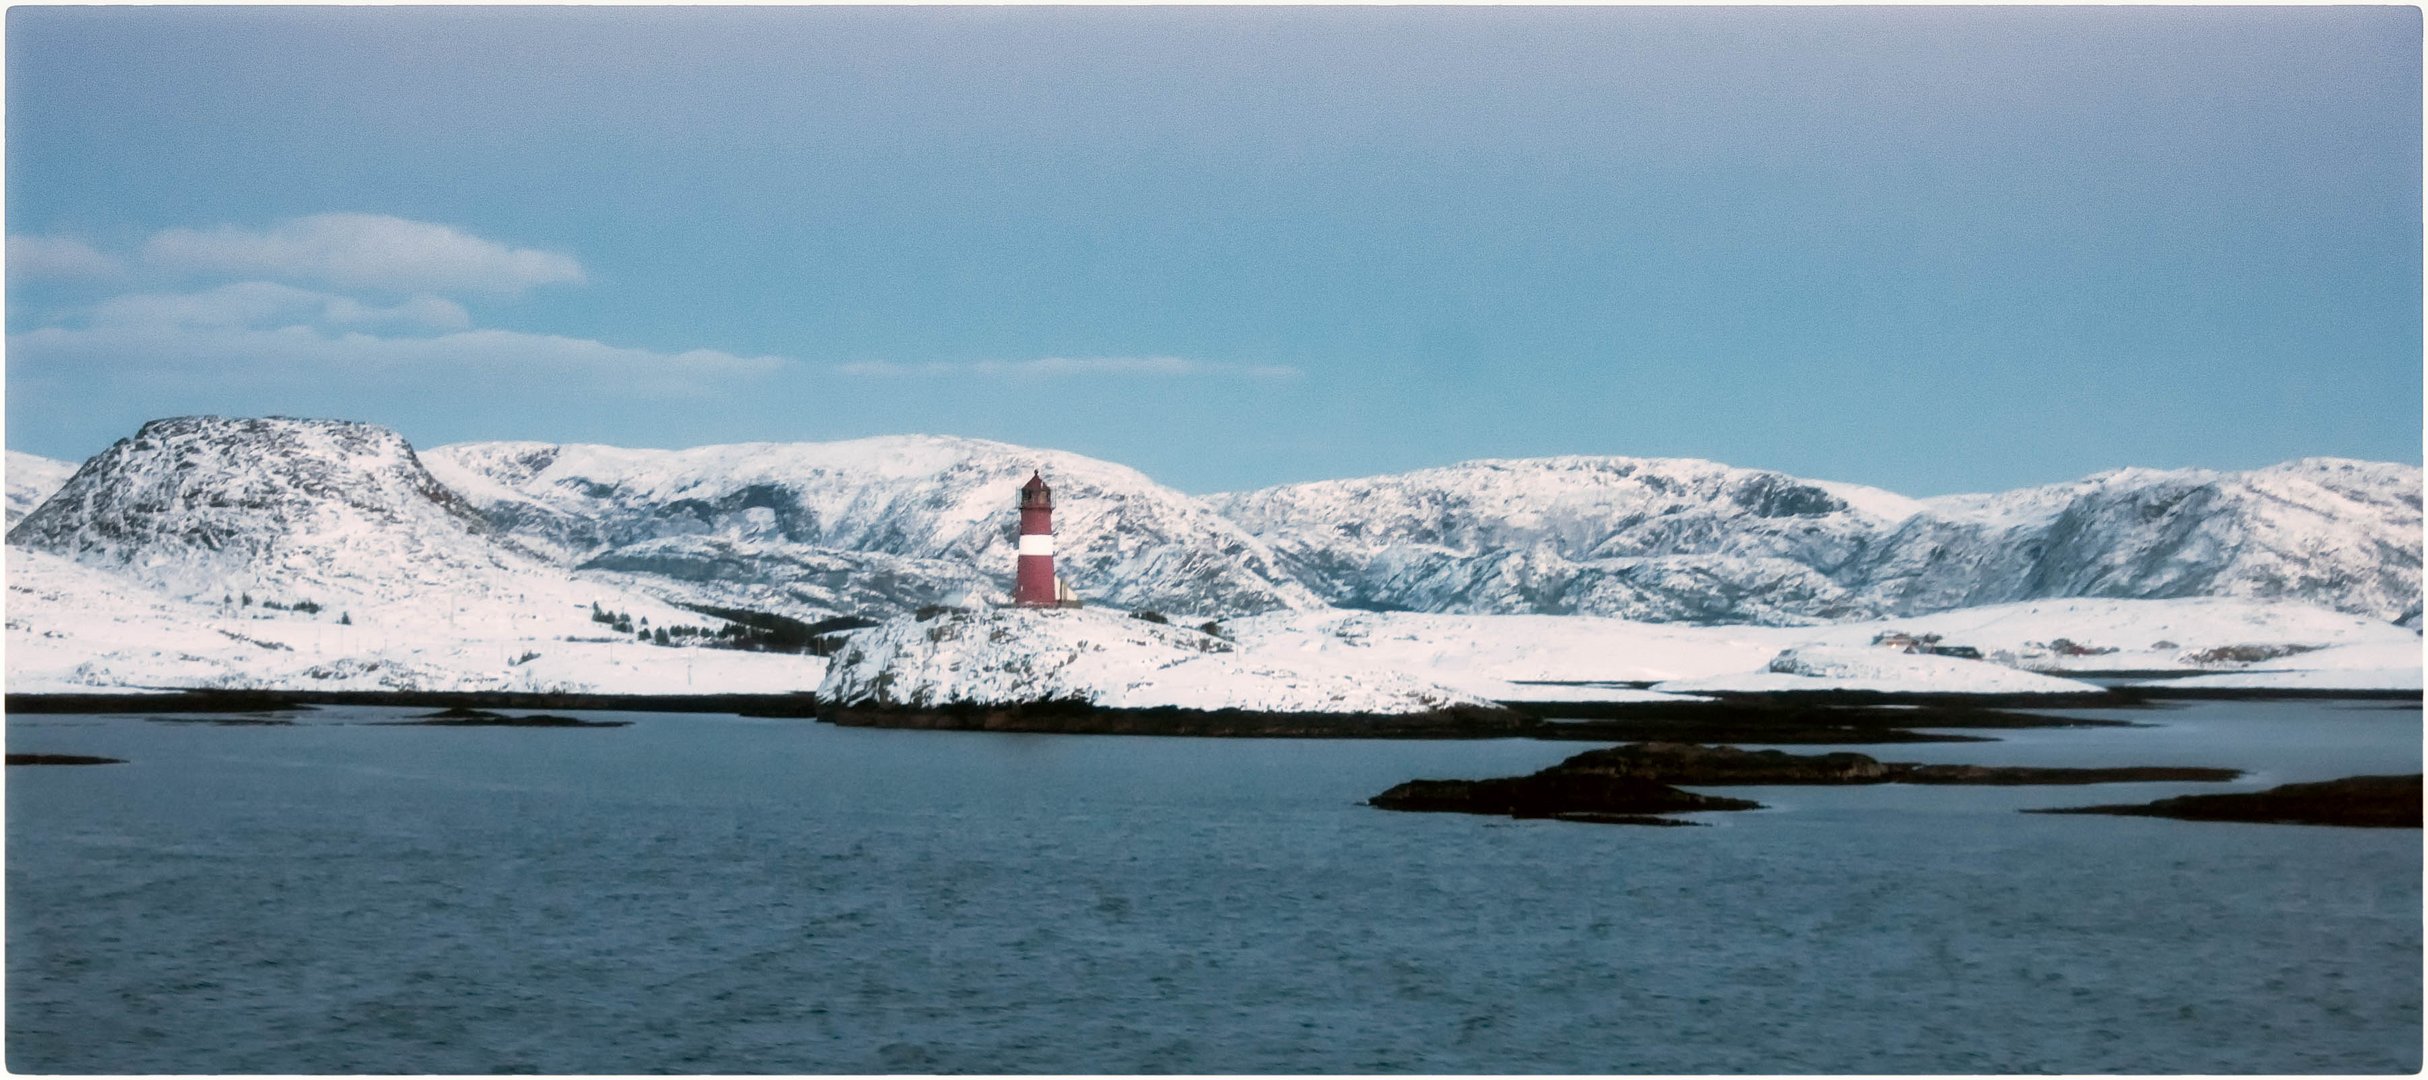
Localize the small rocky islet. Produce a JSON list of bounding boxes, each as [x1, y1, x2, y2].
[[386, 707, 631, 728], [1370, 741, 2245, 826], [2028, 774, 2423, 829]]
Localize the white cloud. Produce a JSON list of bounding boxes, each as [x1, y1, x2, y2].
[[12, 322, 782, 399], [8, 235, 124, 280], [87, 281, 471, 332], [141, 213, 585, 295], [16, 213, 773, 399], [834, 356, 1302, 380]]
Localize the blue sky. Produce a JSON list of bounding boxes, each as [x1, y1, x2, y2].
[[7, 6, 2419, 495]]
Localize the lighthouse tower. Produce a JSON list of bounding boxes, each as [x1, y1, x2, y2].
[[1013, 470, 1060, 607]]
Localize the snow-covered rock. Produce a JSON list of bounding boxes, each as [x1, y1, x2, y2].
[[572, 536, 1000, 624], [1653, 645, 2104, 697], [14, 416, 526, 605], [1851, 458, 2423, 623], [817, 605, 1493, 714], [425, 436, 1319, 620], [4, 416, 821, 695], [6, 451, 77, 529], [1213, 456, 2421, 624], [1212, 456, 1915, 624]]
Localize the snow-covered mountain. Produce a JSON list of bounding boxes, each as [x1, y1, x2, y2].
[[1212, 457, 1921, 624], [6, 415, 2415, 699], [1852, 458, 2423, 623], [4, 416, 772, 693], [6, 450, 77, 528], [1213, 456, 2422, 625], [423, 436, 1320, 621], [13, 416, 536, 607]]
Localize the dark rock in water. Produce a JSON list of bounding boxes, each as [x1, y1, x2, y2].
[[1370, 741, 2244, 826], [828, 700, 1529, 739], [1556, 742, 1891, 784], [2028, 774, 2423, 828], [1498, 698, 2141, 745], [390, 708, 629, 728], [7, 754, 126, 766], [1892, 762, 2241, 785], [144, 715, 293, 727], [1550, 812, 1708, 827], [1542, 742, 2239, 787], [6, 690, 305, 714], [1370, 773, 1763, 822]]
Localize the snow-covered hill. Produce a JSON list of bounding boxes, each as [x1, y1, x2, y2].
[[7, 415, 2414, 699], [6, 450, 77, 528], [1852, 458, 2423, 623], [1214, 456, 2421, 625], [3, 416, 808, 693], [424, 436, 1319, 620], [6, 546, 825, 694], [819, 605, 1490, 714], [1211, 456, 1918, 624]]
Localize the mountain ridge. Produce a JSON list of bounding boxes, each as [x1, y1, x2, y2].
[[10, 418, 2418, 626]]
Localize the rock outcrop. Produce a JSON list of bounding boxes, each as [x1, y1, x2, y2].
[[2029, 774, 2423, 828]]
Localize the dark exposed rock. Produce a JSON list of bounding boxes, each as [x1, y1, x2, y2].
[[7, 754, 126, 766], [1893, 762, 2241, 785], [1370, 773, 1762, 821], [5, 691, 307, 714], [827, 700, 1530, 739], [6, 690, 821, 717], [1370, 742, 2242, 826], [1537, 742, 2239, 787], [388, 708, 629, 728], [144, 715, 295, 727], [2027, 774, 2423, 828], [1555, 742, 1890, 783]]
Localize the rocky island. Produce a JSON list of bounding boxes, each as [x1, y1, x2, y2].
[[2028, 774, 2423, 828], [818, 605, 1522, 734], [1372, 741, 2243, 825]]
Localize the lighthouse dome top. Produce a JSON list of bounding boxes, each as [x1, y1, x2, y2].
[[1022, 470, 1049, 492]]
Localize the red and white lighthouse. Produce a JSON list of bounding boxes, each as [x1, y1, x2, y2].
[[1013, 470, 1060, 606]]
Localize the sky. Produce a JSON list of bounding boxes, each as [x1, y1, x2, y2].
[[5, 5, 2419, 496]]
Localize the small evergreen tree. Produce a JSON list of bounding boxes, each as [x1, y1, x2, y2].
[[339, 612, 352, 626]]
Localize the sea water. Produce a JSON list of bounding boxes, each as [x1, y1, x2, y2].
[[7, 699, 2419, 1073]]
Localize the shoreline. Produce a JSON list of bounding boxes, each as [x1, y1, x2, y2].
[[4, 689, 823, 717], [6, 683, 2414, 742]]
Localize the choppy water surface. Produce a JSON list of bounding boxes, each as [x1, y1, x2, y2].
[[8, 700, 2420, 1073]]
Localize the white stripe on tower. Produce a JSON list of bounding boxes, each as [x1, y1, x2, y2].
[[1017, 533, 1055, 556]]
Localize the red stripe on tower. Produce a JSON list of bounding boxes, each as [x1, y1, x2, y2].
[[1013, 469, 1058, 606]]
